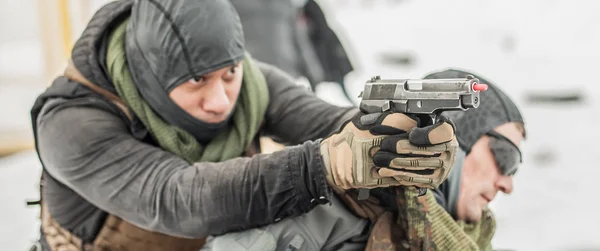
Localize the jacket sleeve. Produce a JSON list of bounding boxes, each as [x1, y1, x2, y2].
[[259, 62, 358, 144], [36, 98, 330, 238]]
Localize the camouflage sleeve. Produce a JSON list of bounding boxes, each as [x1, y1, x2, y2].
[[398, 188, 495, 250]]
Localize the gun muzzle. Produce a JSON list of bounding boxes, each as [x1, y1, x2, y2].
[[359, 75, 486, 115]]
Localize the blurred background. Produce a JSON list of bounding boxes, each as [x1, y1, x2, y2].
[[1, 0, 599, 250]]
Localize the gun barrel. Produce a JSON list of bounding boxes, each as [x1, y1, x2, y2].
[[359, 76, 483, 114]]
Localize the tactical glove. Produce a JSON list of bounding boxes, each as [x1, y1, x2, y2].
[[320, 112, 458, 190]]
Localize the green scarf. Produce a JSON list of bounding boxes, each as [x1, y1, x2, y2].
[[105, 18, 269, 163], [404, 189, 495, 250]]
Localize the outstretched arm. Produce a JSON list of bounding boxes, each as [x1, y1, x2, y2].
[[36, 99, 330, 238]]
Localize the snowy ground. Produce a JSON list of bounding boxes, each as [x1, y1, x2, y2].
[[2, 0, 600, 250]]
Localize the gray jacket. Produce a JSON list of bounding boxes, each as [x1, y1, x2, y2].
[[30, 0, 356, 246]]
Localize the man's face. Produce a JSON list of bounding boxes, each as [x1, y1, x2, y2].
[[456, 122, 524, 222], [169, 62, 243, 124]]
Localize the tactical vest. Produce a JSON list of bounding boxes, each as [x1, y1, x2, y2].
[[32, 63, 261, 251]]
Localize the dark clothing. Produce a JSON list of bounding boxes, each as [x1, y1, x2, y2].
[[31, 0, 356, 248], [303, 0, 354, 84], [425, 69, 525, 219], [230, 0, 319, 82], [230, 0, 354, 87]]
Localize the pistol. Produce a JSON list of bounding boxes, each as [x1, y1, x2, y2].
[[359, 75, 486, 123], [356, 75, 487, 199]]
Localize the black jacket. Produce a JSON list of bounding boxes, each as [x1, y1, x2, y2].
[[31, 0, 355, 247]]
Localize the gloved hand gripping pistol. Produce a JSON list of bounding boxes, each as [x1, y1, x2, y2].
[[356, 75, 487, 199]]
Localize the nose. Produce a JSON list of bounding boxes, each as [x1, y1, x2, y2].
[[496, 175, 514, 194], [202, 81, 230, 115]]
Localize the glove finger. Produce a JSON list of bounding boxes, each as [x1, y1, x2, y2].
[[373, 152, 443, 177], [376, 168, 439, 189], [377, 166, 437, 177], [380, 113, 419, 132], [395, 140, 455, 155], [379, 136, 443, 156], [409, 115, 455, 146], [353, 112, 419, 131], [369, 125, 407, 136], [387, 157, 444, 169], [372, 151, 439, 167], [352, 112, 383, 130]]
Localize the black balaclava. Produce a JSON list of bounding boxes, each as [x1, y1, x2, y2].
[[125, 0, 245, 144], [425, 69, 526, 219]]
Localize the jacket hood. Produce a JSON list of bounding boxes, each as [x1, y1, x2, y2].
[[70, 0, 133, 94], [69, 0, 246, 144]]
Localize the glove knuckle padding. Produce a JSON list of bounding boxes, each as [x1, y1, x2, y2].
[[378, 137, 458, 189], [390, 158, 443, 168], [322, 111, 458, 190]]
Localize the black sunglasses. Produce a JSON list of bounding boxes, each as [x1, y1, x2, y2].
[[485, 131, 522, 176]]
